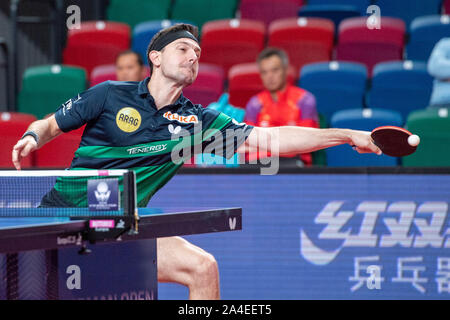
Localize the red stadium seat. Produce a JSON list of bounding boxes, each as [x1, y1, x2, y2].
[[336, 17, 406, 76], [183, 63, 225, 107], [200, 19, 266, 75], [445, 0, 450, 14], [268, 17, 335, 72], [228, 63, 296, 109], [0, 112, 37, 168], [90, 64, 151, 87], [240, 0, 304, 26], [35, 125, 85, 168], [63, 21, 131, 79], [90, 64, 117, 86]]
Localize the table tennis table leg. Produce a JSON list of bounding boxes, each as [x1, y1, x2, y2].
[[3, 250, 57, 300], [45, 250, 58, 300], [2, 239, 158, 300], [6, 253, 19, 300]]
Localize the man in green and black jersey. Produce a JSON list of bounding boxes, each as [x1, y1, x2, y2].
[[12, 24, 381, 299]]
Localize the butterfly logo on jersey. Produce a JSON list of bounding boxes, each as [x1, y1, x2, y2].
[[168, 124, 181, 135]]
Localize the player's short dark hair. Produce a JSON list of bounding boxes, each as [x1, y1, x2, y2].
[[116, 50, 144, 66], [146, 23, 199, 74], [257, 47, 289, 67]]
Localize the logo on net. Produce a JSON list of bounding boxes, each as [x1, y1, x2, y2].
[[94, 182, 111, 205]]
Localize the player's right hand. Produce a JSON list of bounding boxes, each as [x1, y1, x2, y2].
[[349, 130, 382, 155], [12, 137, 38, 170]]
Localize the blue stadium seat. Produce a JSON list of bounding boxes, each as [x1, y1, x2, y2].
[[366, 61, 433, 120], [298, 4, 361, 30], [132, 20, 191, 65], [373, 0, 442, 26], [299, 61, 367, 123], [306, 0, 370, 15], [407, 15, 450, 61], [326, 108, 403, 166]]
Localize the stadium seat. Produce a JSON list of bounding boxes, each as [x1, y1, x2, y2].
[[0, 112, 37, 168], [299, 61, 368, 123], [306, 0, 370, 14], [268, 17, 335, 72], [90, 64, 150, 87], [18, 65, 86, 120], [239, 0, 304, 26], [326, 108, 403, 166], [171, 0, 238, 30], [183, 63, 225, 107], [228, 63, 297, 109], [106, 0, 171, 28], [63, 21, 131, 79], [132, 20, 190, 65], [200, 19, 265, 75], [406, 15, 450, 61], [35, 125, 85, 168], [298, 4, 361, 30], [373, 0, 442, 26], [403, 108, 450, 167], [336, 17, 405, 76], [90, 64, 117, 86], [445, 0, 450, 14], [366, 61, 433, 121]]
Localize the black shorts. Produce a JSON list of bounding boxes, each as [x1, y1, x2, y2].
[[39, 188, 75, 208]]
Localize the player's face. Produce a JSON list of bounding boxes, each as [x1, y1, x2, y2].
[[116, 54, 144, 82], [160, 38, 200, 86], [258, 55, 288, 93]]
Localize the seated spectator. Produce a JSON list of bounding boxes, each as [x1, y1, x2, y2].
[[116, 50, 147, 82], [427, 38, 450, 107], [244, 48, 319, 166]]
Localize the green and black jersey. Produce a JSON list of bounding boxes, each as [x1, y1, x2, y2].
[[43, 78, 253, 207]]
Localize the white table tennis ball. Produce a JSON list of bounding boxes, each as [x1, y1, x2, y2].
[[408, 134, 420, 147]]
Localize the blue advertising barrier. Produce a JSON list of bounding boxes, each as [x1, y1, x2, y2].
[[0, 172, 449, 299], [150, 173, 450, 299]]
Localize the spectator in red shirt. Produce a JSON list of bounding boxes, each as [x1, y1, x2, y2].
[[244, 48, 319, 166]]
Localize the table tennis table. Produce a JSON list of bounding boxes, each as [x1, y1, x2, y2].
[[0, 207, 242, 300]]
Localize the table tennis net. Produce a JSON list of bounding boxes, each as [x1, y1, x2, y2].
[[0, 170, 136, 217]]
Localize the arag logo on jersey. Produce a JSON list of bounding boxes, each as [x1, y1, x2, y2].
[[163, 111, 198, 124], [116, 107, 141, 133]]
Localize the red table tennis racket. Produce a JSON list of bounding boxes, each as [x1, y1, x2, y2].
[[369, 126, 419, 157]]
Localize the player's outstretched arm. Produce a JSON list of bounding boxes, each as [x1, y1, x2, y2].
[[12, 115, 63, 170], [241, 126, 382, 156]]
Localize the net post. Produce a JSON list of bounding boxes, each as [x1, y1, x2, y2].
[[122, 170, 139, 233]]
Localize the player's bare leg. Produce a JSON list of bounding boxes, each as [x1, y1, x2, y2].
[[157, 236, 220, 299]]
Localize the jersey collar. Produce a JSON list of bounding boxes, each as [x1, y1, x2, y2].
[[138, 77, 189, 111]]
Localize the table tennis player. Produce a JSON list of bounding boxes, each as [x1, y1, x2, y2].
[[12, 23, 381, 300]]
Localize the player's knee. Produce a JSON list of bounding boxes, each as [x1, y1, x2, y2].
[[193, 253, 219, 282]]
